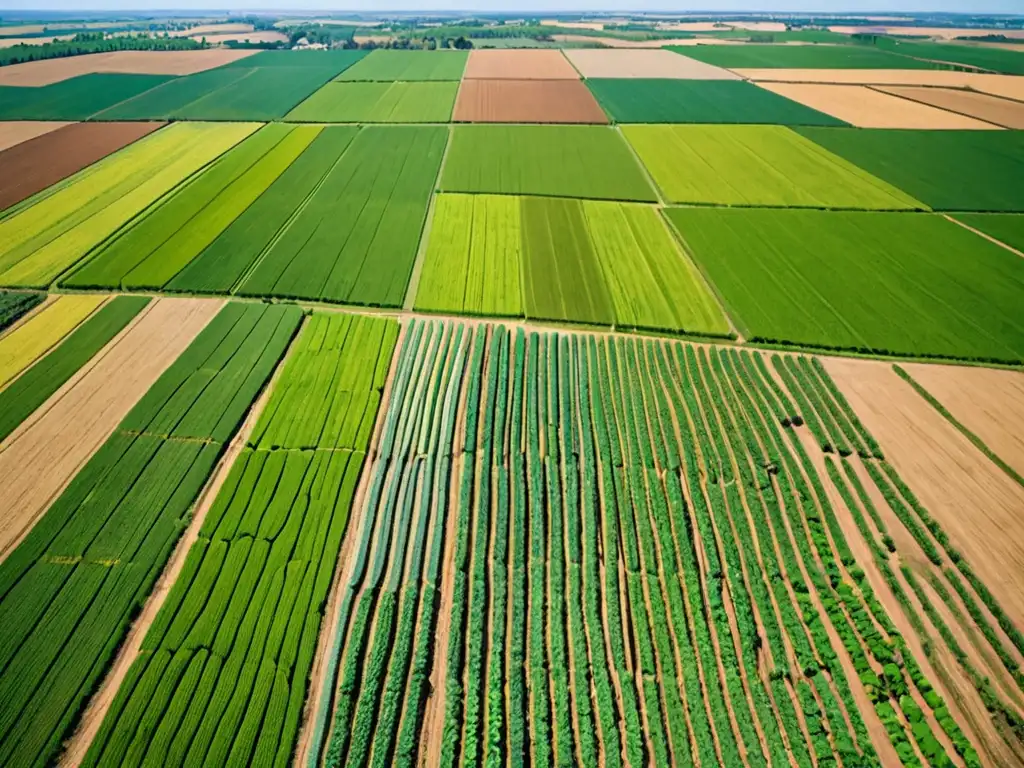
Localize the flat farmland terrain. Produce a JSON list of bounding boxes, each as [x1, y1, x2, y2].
[[0, 121, 258, 288], [565, 48, 739, 78], [588, 79, 845, 124], [336, 49, 468, 80], [952, 213, 1024, 252], [758, 83, 1001, 129], [0, 120, 70, 151], [416, 193, 730, 335], [876, 38, 1024, 75], [285, 81, 458, 122], [0, 288, 44, 331], [453, 79, 608, 124], [440, 125, 656, 202], [668, 43, 941, 69], [0, 121, 164, 212], [0, 73, 172, 120], [623, 124, 923, 208], [463, 48, 579, 79], [797, 128, 1024, 212], [875, 86, 1024, 128], [666, 208, 1024, 362], [736, 68, 1024, 100], [0, 49, 259, 86]]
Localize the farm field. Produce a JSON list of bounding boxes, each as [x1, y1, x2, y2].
[[874, 86, 1024, 129], [0, 301, 300, 768], [0, 121, 165, 212], [0, 120, 70, 151], [875, 38, 1024, 75], [0, 289, 43, 331], [452, 79, 608, 123], [564, 48, 739, 78], [668, 43, 943, 69], [666, 207, 1024, 361], [83, 312, 397, 768], [0, 49, 259, 86], [463, 48, 580, 79], [624, 125, 924, 208], [0, 121, 258, 288], [304, 317, 1023, 768], [588, 79, 846, 124], [758, 83, 1002, 129], [735, 68, 1024, 99], [951, 213, 1024, 252], [336, 49, 468, 80], [285, 81, 458, 122], [0, 73, 172, 120], [440, 125, 656, 202], [796, 127, 1024, 211]]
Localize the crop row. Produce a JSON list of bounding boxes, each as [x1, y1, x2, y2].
[[0, 302, 301, 767], [84, 311, 396, 767], [0, 289, 43, 331]]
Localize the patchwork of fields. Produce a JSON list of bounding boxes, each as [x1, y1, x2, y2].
[[2, 42, 1024, 768]]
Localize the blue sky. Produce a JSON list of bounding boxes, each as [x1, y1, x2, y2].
[[2, 2, 1022, 13]]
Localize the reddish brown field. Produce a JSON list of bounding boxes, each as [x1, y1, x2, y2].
[[463, 49, 579, 80], [453, 79, 609, 124], [876, 86, 1024, 128], [0, 121, 71, 152], [0, 121, 165, 212], [0, 49, 259, 86]]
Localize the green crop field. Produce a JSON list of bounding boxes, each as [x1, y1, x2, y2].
[[236, 125, 446, 307], [0, 295, 148, 442], [952, 213, 1024, 253], [83, 312, 396, 768], [0, 73, 171, 120], [876, 38, 1024, 75], [797, 128, 1024, 212], [416, 194, 728, 334], [624, 125, 925, 209], [667, 43, 941, 69], [219, 49, 368, 74], [415, 193, 524, 317], [336, 49, 469, 80], [440, 125, 656, 202], [285, 81, 458, 122], [586, 79, 845, 125], [66, 124, 321, 290], [666, 207, 1024, 362], [89, 67, 252, 120], [0, 302, 301, 768], [0, 122, 258, 288]]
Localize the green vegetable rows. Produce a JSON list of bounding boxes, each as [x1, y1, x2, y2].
[[83, 311, 397, 768], [0, 302, 300, 767]]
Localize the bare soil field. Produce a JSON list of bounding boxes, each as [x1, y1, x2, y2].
[[0, 34, 76, 47], [757, 82, 1002, 128], [565, 48, 740, 79], [199, 30, 289, 44], [0, 49, 258, 86], [552, 34, 738, 48], [0, 297, 222, 561], [876, 85, 1024, 128], [736, 69, 1024, 101], [170, 22, 254, 37], [453, 78, 609, 123], [823, 357, 1024, 631], [829, 25, 1024, 40], [0, 121, 71, 152], [901, 363, 1024, 479], [0, 121, 165, 212], [463, 49, 579, 79]]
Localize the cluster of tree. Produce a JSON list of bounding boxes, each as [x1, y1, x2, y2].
[[0, 31, 205, 67]]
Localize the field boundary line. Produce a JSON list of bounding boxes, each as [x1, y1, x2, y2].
[[864, 84, 1007, 129], [612, 123, 665, 207], [403, 124, 453, 311], [943, 214, 1024, 259]]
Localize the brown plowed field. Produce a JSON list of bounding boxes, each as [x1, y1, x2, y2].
[[565, 48, 740, 79], [0, 49, 259, 86], [875, 86, 1024, 128], [823, 358, 1024, 631], [453, 79, 609, 124], [0, 297, 223, 562], [757, 82, 1001, 128], [463, 49, 579, 80], [0, 121, 165, 212], [0, 121, 71, 152], [901, 363, 1024, 479]]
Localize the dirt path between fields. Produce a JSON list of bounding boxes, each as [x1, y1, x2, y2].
[[0, 297, 222, 563]]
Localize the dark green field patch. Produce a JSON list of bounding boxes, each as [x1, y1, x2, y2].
[[876, 38, 1024, 75], [667, 44, 941, 69], [89, 67, 250, 120], [218, 48, 368, 74], [0, 74, 172, 120], [797, 128, 1024, 212], [952, 213, 1024, 253], [586, 79, 845, 125]]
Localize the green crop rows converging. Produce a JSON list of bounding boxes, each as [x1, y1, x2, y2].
[[624, 124, 925, 209], [0, 302, 301, 768], [285, 81, 458, 122], [667, 207, 1024, 362], [586, 79, 846, 125], [83, 312, 397, 768], [415, 193, 730, 335], [667, 43, 941, 69], [305, 317, 989, 768], [0, 73, 172, 120], [336, 49, 469, 81], [440, 125, 657, 202], [797, 127, 1024, 213]]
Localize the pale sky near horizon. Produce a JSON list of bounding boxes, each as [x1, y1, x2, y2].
[[1, 1, 1021, 14]]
